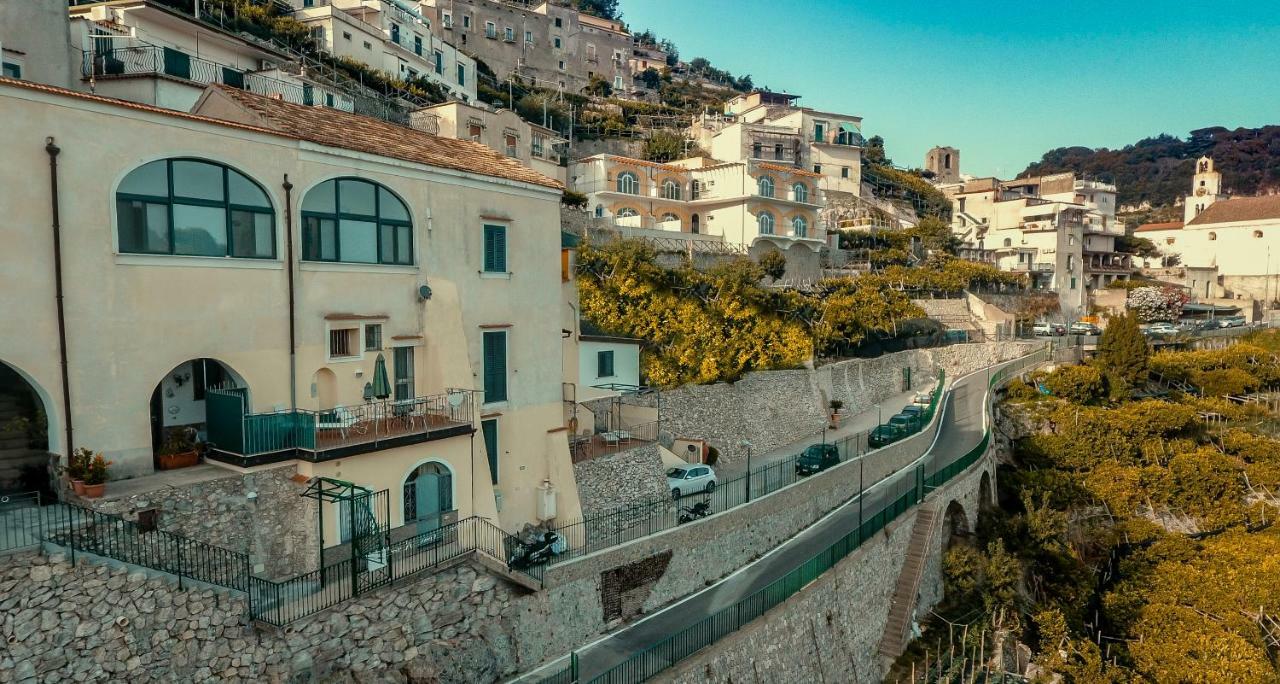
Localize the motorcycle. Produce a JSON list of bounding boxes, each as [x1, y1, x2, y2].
[[508, 531, 564, 570], [678, 501, 712, 524]]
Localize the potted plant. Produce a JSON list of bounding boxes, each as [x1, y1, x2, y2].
[[81, 453, 111, 498], [157, 428, 199, 470], [67, 447, 92, 495]]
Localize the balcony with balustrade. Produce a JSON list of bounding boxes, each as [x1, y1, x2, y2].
[[205, 389, 475, 467]]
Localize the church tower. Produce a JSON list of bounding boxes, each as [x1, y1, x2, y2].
[[1184, 156, 1222, 223]]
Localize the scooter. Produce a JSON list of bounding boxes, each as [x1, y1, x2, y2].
[[678, 501, 712, 524], [509, 531, 563, 570]]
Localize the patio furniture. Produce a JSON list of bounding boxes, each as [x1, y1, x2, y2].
[[318, 406, 360, 440]]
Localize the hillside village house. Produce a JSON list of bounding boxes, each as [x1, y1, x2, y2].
[[691, 90, 865, 198], [0, 76, 582, 540], [421, 0, 632, 94], [65, 0, 357, 114], [1136, 157, 1280, 304], [946, 172, 1130, 318], [289, 0, 476, 102], [416, 98, 568, 184], [570, 154, 827, 256]]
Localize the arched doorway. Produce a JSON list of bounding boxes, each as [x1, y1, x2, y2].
[[150, 359, 246, 469], [403, 461, 453, 534], [312, 368, 337, 411], [0, 361, 53, 492]]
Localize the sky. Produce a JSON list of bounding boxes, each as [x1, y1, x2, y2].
[[621, 0, 1280, 178]]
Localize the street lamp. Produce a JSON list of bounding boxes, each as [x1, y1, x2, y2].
[[740, 439, 753, 503]]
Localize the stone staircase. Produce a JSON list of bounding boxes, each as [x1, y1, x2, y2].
[[877, 506, 938, 659]]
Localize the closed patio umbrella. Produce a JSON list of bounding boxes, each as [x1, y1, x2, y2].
[[372, 354, 392, 400]]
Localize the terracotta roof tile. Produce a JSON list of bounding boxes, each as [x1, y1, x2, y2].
[[756, 162, 822, 178], [1187, 196, 1280, 226], [1135, 221, 1184, 233], [205, 86, 562, 190]]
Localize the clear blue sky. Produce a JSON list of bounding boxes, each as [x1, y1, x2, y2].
[[622, 0, 1280, 178]]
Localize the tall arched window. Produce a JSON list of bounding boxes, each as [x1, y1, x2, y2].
[[301, 178, 413, 265], [116, 158, 275, 258], [1003, 237, 1012, 247], [660, 213, 680, 225], [757, 211, 775, 235], [792, 216, 808, 238], [616, 172, 639, 195], [661, 179, 682, 200], [616, 207, 639, 218], [757, 176, 775, 198], [792, 183, 808, 203]]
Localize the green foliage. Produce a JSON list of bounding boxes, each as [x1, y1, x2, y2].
[[1114, 235, 1160, 258], [1041, 364, 1105, 404], [1022, 125, 1280, 209], [583, 75, 613, 98], [641, 130, 686, 163], [861, 162, 953, 219], [1096, 311, 1149, 392], [561, 190, 589, 209], [637, 67, 662, 90], [757, 250, 787, 281], [574, 0, 620, 19]]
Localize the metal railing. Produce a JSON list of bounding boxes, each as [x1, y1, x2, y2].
[[548, 371, 946, 565], [545, 350, 1047, 683], [207, 389, 474, 459]]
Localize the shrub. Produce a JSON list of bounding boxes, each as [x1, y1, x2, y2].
[[1042, 364, 1105, 404], [757, 250, 787, 281]]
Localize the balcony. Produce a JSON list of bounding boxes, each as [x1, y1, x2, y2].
[[205, 389, 475, 466], [1085, 252, 1133, 274]]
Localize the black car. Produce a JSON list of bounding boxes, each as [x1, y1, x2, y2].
[[868, 424, 905, 448], [796, 444, 840, 476]]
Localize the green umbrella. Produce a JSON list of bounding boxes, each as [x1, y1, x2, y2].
[[371, 354, 392, 400]]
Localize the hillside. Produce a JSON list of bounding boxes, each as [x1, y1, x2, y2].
[[1020, 126, 1280, 209]]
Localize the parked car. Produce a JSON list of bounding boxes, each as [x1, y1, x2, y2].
[[913, 388, 935, 405], [888, 412, 920, 434], [1145, 322, 1179, 336], [795, 444, 841, 476], [900, 405, 924, 419], [1220, 315, 1247, 328], [868, 424, 904, 448], [667, 464, 716, 499], [1069, 321, 1101, 335], [1033, 322, 1053, 336]]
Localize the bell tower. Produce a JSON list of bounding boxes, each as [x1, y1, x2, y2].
[[1184, 156, 1222, 223]]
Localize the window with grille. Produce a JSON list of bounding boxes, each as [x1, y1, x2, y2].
[[329, 328, 357, 358]]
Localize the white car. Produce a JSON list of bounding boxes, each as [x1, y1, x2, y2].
[[1146, 322, 1178, 336], [667, 464, 717, 499]]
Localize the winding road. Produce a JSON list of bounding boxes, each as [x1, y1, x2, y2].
[[517, 360, 1012, 683]]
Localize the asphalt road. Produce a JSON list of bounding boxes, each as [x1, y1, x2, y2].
[[531, 361, 1003, 683]]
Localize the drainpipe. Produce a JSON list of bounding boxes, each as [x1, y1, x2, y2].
[[46, 137, 74, 457], [283, 175, 297, 410]]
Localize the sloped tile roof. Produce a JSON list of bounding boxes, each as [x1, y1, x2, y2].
[[206, 86, 562, 190], [1187, 196, 1280, 226]]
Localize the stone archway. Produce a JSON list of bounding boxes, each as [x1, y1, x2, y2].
[[313, 368, 338, 411], [942, 499, 971, 549], [979, 470, 994, 513], [149, 358, 247, 469], [0, 360, 54, 491]]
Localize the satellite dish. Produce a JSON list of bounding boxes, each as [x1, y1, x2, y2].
[[447, 390, 465, 408], [418, 284, 433, 301]]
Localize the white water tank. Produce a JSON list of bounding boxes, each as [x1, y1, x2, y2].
[[536, 480, 557, 521]]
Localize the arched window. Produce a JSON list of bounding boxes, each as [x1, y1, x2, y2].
[[792, 216, 808, 238], [616, 172, 639, 195], [660, 213, 680, 225], [616, 207, 639, 218], [661, 179, 682, 200], [792, 183, 808, 203], [1003, 237, 1012, 247], [757, 211, 775, 235], [116, 158, 275, 258], [301, 178, 412, 265], [1209, 232, 1217, 241], [757, 176, 775, 198]]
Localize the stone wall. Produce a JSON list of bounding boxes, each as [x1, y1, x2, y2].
[[88, 465, 318, 579], [571, 444, 669, 519]]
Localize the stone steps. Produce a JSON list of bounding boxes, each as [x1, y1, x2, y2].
[[877, 507, 937, 659]]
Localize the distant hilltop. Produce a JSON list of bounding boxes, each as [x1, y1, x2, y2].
[[1020, 125, 1280, 210]]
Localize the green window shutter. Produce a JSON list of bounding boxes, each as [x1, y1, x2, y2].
[[483, 225, 507, 272], [162, 47, 191, 80], [482, 419, 499, 484], [222, 67, 245, 89], [483, 331, 507, 402]]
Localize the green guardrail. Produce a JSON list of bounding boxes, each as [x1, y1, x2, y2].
[[541, 347, 1048, 684]]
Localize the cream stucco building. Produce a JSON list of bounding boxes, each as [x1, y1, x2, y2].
[[691, 90, 864, 198], [0, 76, 580, 538], [570, 154, 827, 257], [947, 172, 1130, 318], [415, 99, 567, 184]]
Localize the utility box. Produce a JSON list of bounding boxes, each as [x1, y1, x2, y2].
[[536, 480, 557, 521]]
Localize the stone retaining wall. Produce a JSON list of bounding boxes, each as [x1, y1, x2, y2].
[[571, 444, 668, 519], [88, 465, 318, 579]]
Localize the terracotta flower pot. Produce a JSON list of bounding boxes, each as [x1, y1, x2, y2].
[[72, 479, 86, 496], [82, 483, 106, 498], [157, 450, 199, 471]]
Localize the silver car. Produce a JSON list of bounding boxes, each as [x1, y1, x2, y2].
[[667, 464, 717, 499]]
